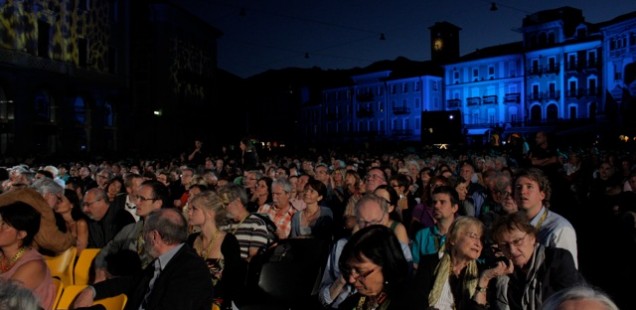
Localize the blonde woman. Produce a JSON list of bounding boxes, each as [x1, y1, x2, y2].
[[187, 191, 243, 309]]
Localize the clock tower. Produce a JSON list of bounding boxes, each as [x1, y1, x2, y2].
[[429, 21, 461, 63]]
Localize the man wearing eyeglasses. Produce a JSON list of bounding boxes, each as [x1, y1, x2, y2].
[[92, 180, 169, 283], [110, 173, 144, 222], [83, 187, 135, 249]]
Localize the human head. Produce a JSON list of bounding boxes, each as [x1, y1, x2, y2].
[[373, 184, 399, 216], [540, 285, 619, 310], [514, 168, 551, 215], [31, 177, 64, 208], [303, 178, 326, 206], [124, 173, 144, 197], [364, 167, 388, 192], [143, 208, 188, 258], [217, 183, 249, 221], [55, 189, 85, 221], [271, 178, 292, 209], [95, 169, 113, 189], [0, 278, 40, 310], [355, 193, 390, 229], [134, 180, 168, 218], [0, 201, 41, 247], [106, 176, 125, 200], [445, 216, 485, 261], [339, 225, 409, 298], [490, 212, 538, 269], [431, 185, 459, 221], [82, 188, 110, 221], [187, 191, 229, 228]]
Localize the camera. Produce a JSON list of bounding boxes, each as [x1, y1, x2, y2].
[[483, 255, 510, 269]]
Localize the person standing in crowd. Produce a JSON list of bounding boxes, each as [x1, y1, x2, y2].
[[72, 208, 214, 309], [239, 138, 259, 171], [187, 139, 206, 169]]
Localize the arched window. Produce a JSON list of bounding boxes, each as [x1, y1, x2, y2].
[[73, 97, 87, 125], [547, 104, 558, 121], [531, 105, 542, 123]]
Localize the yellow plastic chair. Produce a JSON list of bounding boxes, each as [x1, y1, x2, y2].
[[51, 277, 64, 310], [73, 248, 101, 286], [55, 284, 88, 310], [44, 246, 77, 286], [94, 294, 128, 310]]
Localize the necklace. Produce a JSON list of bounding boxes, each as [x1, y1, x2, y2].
[[0, 247, 27, 273], [197, 231, 219, 260]]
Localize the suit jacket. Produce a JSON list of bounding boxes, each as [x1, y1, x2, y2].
[[92, 244, 214, 310], [87, 203, 135, 248]]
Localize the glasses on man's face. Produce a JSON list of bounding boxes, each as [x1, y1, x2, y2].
[[134, 195, 156, 202], [365, 174, 383, 181], [345, 267, 377, 282], [82, 199, 102, 208], [357, 215, 385, 228], [498, 233, 528, 251]]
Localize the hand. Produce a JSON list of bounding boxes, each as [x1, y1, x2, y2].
[[481, 258, 514, 281], [72, 287, 96, 308]]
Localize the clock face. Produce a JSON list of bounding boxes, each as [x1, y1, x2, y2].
[[434, 38, 443, 51]]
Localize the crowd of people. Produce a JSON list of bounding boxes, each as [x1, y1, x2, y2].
[[0, 132, 632, 309]]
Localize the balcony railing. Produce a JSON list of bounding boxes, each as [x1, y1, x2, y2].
[[483, 95, 497, 105], [504, 93, 520, 103], [466, 97, 481, 106]]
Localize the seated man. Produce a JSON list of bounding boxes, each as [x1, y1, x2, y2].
[[93, 180, 169, 282], [72, 208, 214, 309], [82, 188, 135, 248]]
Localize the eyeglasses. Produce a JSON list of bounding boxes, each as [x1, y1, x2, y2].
[[365, 174, 384, 181], [134, 195, 157, 202], [82, 199, 102, 207], [346, 267, 377, 282], [498, 233, 528, 251], [357, 216, 385, 228]]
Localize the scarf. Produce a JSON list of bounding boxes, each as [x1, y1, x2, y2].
[[428, 250, 479, 308]]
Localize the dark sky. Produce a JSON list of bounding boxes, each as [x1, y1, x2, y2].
[[173, 0, 636, 78]]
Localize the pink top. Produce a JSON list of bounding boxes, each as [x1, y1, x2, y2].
[[0, 248, 55, 310]]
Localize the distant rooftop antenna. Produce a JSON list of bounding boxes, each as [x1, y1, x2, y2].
[[379, 33, 386, 40], [490, 2, 498, 11]]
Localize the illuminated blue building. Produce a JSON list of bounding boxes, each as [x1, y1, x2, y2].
[[301, 6, 636, 145]]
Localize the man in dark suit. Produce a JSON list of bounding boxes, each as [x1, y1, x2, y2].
[[73, 208, 214, 310], [83, 188, 135, 248]]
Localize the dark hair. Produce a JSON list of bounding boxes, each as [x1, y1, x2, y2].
[[339, 225, 409, 298], [304, 177, 327, 199], [64, 189, 88, 222], [141, 180, 170, 209], [431, 185, 460, 206], [0, 202, 41, 247], [514, 168, 551, 207], [490, 212, 537, 245]]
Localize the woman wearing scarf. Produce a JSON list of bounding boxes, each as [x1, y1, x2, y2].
[[411, 216, 508, 310]]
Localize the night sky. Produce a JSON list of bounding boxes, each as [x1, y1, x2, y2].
[[172, 0, 636, 78]]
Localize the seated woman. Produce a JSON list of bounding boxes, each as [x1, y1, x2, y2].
[[0, 201, 56, 310], [54, 189, 89, 256], [372, 185, 409, 245], [337, 225, 412, 310], [187, 190, 243, 310], [486, 212, 586, 310], [290, 178, 333, 240], [411, 216, 508, 310]]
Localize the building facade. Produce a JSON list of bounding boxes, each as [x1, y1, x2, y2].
[[301, 6, 636, 146]]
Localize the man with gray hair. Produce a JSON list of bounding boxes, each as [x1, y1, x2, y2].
[[73, 208, 214, 309]]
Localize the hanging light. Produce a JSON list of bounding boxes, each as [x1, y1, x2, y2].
[[490, 2, 498, 11], [379, 33, 386, 40]]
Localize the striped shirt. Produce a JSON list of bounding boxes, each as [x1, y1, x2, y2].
[[221, 214, 271, 260]]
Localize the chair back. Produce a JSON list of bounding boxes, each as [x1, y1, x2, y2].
[[44, 246, 77, 286], [51, 277, 64, 309], [73, 248, 101, 286], [94, 294, 128, 310], [55, 284, 88, 310]]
